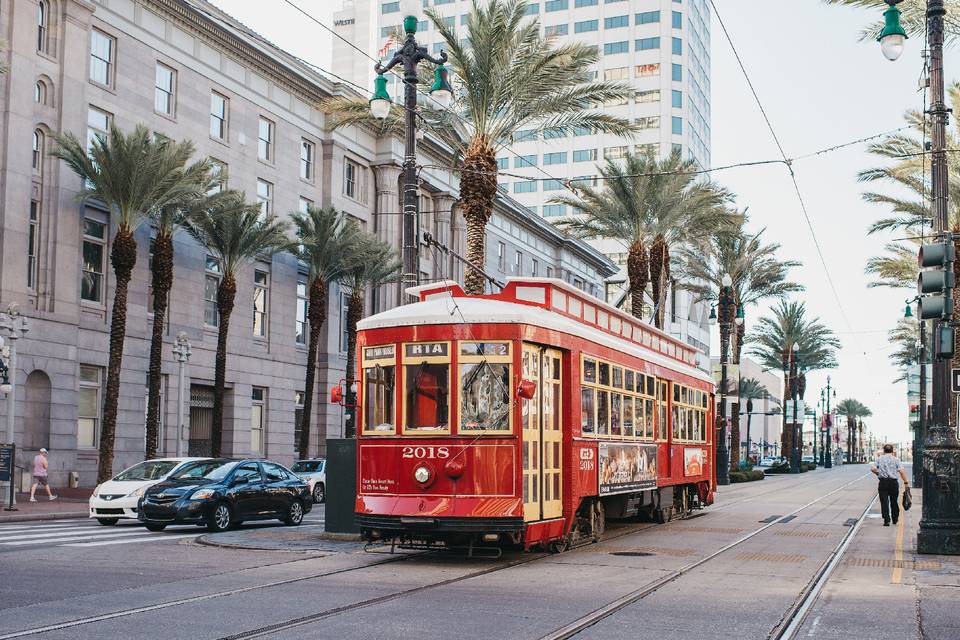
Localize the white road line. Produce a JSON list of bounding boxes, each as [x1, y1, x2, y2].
[[0, 530, 162, 546], [0, 527, 115, 542], [0, 524, 84, 533], [63, 533, 202, 547]]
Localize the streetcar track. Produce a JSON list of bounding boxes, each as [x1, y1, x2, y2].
[[538, 472, 873, 640], [0, 470, 855, 639]]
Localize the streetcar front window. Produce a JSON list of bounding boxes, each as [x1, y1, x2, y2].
[[405, 362, 450, 432], [460, 362, 511, 431], [363, 364, 395, 432]]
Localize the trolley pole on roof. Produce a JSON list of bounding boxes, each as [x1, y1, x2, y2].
[[368, 4, 453, 304]]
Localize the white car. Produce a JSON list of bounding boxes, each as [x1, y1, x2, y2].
[[291, 459, 326, 503], [89, 457, 208, 525]]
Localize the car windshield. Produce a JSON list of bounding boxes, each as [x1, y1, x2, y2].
[[113, 460, 179, 481], [291, 461, 323, 473], [170, 460, 237, 481]]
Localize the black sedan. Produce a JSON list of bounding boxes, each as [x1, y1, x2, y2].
[[138, 458, 312, 532]]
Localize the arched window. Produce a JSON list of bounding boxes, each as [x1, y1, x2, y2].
[[32, 129, 43, 172], [35, 80, 46, 105], [37, 1, 48, 53]]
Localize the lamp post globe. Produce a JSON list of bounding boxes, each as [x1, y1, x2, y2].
[[708, 306, 717, 325], [878, 2, 907, 61], [369, 74, 392, 119], [429, 64, 454, 109], [721, 273, 733, 288], [734, 305, 744, 327]]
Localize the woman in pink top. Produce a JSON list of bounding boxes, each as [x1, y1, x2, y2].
[[29, 448, 57, 502]]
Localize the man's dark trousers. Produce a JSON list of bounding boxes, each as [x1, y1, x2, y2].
[[878, 477, 900, 524]]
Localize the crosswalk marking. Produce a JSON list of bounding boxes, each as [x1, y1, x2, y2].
[[0, 524, 82, 534], [63, 533, 202, 547], [1, 530, 167, 546]]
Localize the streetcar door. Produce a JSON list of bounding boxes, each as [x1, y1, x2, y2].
[[521, 344, 563, 522]]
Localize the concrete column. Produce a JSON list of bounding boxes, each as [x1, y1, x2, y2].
[[373, 164, 402, 310], [433, 193, 456, 282], [449, 201, 466, 285]]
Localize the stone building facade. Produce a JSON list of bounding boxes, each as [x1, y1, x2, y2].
[[0, 0, 614, 487]]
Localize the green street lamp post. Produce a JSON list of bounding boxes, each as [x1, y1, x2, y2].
[[369, 12, 452, 301], [883, 0, 960, 554], [790, 346, 801, 474], [905, 301, 927, 486], [711, 274, 736, 485]]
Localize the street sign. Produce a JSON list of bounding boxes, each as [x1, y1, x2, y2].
[[0, 444, 12, 483], [953, 368, 960, 393]]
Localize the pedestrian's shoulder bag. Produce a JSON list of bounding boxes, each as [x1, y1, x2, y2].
[[902, 486, 913, 511]]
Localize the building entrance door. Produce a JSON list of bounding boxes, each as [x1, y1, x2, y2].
[[189, 385, 214, 456]]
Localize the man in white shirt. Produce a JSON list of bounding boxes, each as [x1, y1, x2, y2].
[[871, 444, 909, 526]]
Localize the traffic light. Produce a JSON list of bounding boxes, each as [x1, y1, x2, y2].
[[918, 241, 955, 321]]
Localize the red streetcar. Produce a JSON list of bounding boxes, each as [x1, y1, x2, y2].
[[354, 278, 715, 551]]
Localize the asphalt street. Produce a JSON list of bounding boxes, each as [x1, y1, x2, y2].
[[0, 468, 955, 640]]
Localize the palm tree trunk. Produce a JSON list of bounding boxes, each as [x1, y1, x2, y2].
[[461, 137, 498, 295], [729, 322, 745, 470], [658, 246, 671, 328], [780, 358, 790, 460], [344, 289, 364, 438], [145, 231, 173, 460], [97, 228, 137, 484], [626, 239, 648, 319], [211, 273, 236, 458], [846, 415, 853, 463], [298, 277, 328, 458], [649, 235, 666, 328]]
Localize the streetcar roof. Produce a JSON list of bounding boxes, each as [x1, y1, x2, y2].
[[358, 279, 712, 385]]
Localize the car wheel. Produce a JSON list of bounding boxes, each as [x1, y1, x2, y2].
[[313, 483, 325, 504], [208, 502, 232, 532], [145, 523, 167, 532], [283, 499, 304, 526], [96, 518, 119, 526]]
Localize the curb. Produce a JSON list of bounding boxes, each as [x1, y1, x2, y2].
[[0, 511, 87, 523], [317, 532, 362, 542], [195, 534, 329, 552]]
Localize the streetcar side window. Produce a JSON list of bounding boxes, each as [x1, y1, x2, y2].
[[656, 380, 668, 441], [581, 388, 595, 434], [581, 355, 656, 441], [361, 344, 397, 435], [459, 341, 512, 433], [670, 383, 708, 443], [402, 342, 451, 435]]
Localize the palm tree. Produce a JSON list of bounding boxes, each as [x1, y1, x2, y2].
[[835, 398, 873, 463], [185, 193, 290, 457], [290, 206, 361, 458], [865, 240, 920, 289], [748, 301, 840, 460], [889, 316, 930, 383], [341, 235, 402, 438], [53, 124, 208, 483], [323, 0, 638, 295], [144, 174, 220, 461], [550, 150, 734, 325], [739, 378, 770, 465], [823, 1, 960, 42], [676, 222, 803, 467]]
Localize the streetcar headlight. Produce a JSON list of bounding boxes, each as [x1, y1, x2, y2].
[[414, 466, 431, 484]]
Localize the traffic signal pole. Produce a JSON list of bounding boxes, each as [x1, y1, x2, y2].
[[917, 0, 960, 556]]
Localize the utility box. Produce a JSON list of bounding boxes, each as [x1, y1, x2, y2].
[[68, 471, 79, 488], [324, 438, 359, 534]]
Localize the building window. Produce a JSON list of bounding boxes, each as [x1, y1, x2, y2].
[[604, 67, 629, 81], [208, 160, 226, 194], [89, 30, 115, 87], [604, 146, 629, 160], [496, 157, 509, 170], [635, 116, 660, 129], [251, 387, 265, 455], [672, 37, 683, 55], [344, 159, 366, 202], [298, 197, 312, 214], [532, 259, 539, 276], [28, 201, 40, 289], [78, 365, 102, 448], [253, 269, 269, 337], [636, 10, 660, 24], [210, 92, 228, 140], [294, 391, 305, 453], [573, 126, 594, 136], [636, 63, 660, 77], [300, 139, 314, 181], [154, 64, 176, 115], [543, 152, 567, 165], [205, 255, 221, 326], [81, 215, 106, 303], [514, 155, 537, 168], [87, 107, 111, 151], [32, 129, 43, 172], [257, 117, 274, 162], [545, 24, 568, 36], [673, 142, 683, 154], [672, 63, 682, 82], [497, 241, 505, 271], [524, 3, 539, 15], [543, 129, 565, 140], [575, 0, 597, 6], [636, 37, 660, 51], [296, 277, 308, 345], [672, 90, 682, 108], [604, 15, 628, 29], [545, 0, 567, 10], [575, 20, 598, 33], [573, 149, 597, 162], [672, 10, 683, 29], [636, 143, 660, 155], [382, 2, 400, 13], [514, 180, 537, 193], [636, 89, 661, 103], [515, 130, 537, 142], [543, 179, 563, 191], [543, 204, 566, 217], [257, 179, 273, 219], [35, 80, 46, 105], [514, 251, 522, 274], [37, 1, 49, 53], [672, 116, 683, 135], [340, 291, 350, 352]]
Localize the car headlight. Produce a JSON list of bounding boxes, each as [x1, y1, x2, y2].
[[414, 466, 431, 484], [126, 486, 146, 499], [190, 489, 216, 500], [92, 484, 102, 497]]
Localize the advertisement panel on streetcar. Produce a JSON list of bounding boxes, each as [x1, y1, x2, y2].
[[684, 447, 707, 477], [598, 442, 657, 495]]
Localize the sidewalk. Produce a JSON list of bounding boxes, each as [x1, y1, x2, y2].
[[798, 486, 960, 639], [0, 487, 91, 523]]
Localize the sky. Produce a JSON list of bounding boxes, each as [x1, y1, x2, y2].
[[207, 0, 960, 447]]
